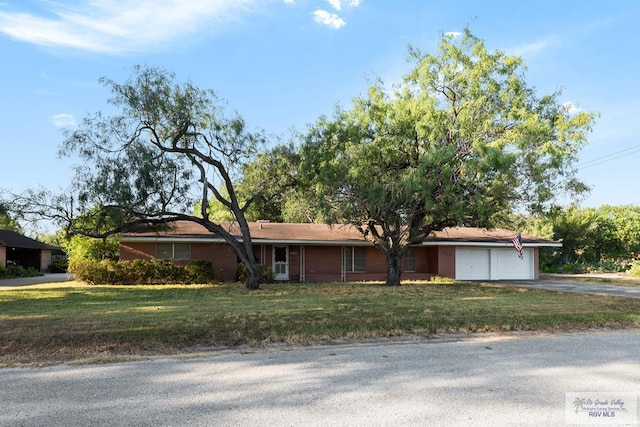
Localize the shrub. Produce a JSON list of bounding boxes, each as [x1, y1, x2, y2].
[[184, 260, 221, 284], [68, 258, 220, 285], [0, 265, 41, 279], [629, 261, 640, 277], [428, 275, 455, 283], [561, 263, 586, 274], [237, 263, 274, 285]]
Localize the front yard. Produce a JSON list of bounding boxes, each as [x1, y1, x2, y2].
[[1, 280, 639, 367]]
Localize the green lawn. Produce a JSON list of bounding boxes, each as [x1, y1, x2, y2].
[[1, 280, 639, 367]]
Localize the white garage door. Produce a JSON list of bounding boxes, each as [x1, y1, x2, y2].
[[455, 248, 534, 280], [455, 248, 491, 280], [496, 248, 533, 280]]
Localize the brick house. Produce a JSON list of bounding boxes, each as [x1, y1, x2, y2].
[[119, 221, 560, 282]]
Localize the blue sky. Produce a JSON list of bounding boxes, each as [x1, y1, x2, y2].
[[1, 0, 639, 209]]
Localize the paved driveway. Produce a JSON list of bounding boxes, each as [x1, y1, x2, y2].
[[0, 330, 638, 426], [505, 279, 640, 298], [0, 273, 73, 287]]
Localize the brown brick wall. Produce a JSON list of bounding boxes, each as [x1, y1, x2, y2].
[[437, 246, 456, 279], [119, 241, 506, 282], [120, 242, 156, 261], [120, 242, 239, 281]]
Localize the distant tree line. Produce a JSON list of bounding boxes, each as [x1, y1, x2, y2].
[[518, 205, 640, 273]]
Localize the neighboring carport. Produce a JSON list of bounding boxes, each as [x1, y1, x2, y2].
[[0, 230, 58, 272]]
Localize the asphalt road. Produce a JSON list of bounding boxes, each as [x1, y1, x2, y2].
[[1, 330, 638, 426]]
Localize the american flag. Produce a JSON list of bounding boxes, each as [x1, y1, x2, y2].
[[511, 233, 524, 259]]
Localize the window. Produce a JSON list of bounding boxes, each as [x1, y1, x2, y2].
[[342, 246, 366, 273], [404, 247, 416, 272], [157, 242, 190, 259]]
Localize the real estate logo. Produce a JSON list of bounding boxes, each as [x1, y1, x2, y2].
[[566, 392, 637, 425]]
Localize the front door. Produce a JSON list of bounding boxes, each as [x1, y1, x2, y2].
[[273, 246, 289, 280]]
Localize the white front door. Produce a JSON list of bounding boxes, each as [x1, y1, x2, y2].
[[273, 246, 289, 280]]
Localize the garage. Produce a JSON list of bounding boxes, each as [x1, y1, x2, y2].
[[455, 247, 534, 280]]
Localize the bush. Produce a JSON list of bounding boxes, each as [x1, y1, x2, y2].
[[0, 265, 41, 279], [561, 263, 586, 274], [629, 261, 640, 277], [68, 258, 220, 285], [237, 263, 274, 285]]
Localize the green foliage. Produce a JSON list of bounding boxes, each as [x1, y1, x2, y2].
[[53, 65, 267, 289], [300, 28, 595, 286], [237, 263, 274, 285], [0, 265, 41, 279], [428, 275, 456, 283], [629, 261, 640, 277], [0, 203, 22, 233], [63, 235, 120, 262], [534, 204, 640, 273], [69, 258, 220, 285]]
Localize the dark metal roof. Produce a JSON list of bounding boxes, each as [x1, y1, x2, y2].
[[0, 230, 57, 250]]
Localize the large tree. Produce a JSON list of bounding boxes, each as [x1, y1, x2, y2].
[[0, 203, 22, 232], [46, 66, 267, 289], [301, 29, 596, 286], [238, 143, 323, 223]]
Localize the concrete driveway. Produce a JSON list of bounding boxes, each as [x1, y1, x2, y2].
[[0, 273, 73, 287], [0, 330, 638, 426], [504, 278, 640, 298]]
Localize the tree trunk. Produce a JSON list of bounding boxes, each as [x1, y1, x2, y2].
[[244, 259, 261, 290], [385, 251, 402, 286], [235, 246, 261, 290]]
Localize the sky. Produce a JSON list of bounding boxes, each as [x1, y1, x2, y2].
[[1, 0, 639, 211]]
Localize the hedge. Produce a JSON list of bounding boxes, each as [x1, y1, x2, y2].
[[69, 258, 221, 285], [0, 265, 41, 280]]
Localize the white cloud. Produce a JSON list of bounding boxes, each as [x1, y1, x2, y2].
[[506, 36, 560, 58], [313, 9, 345, 29], [0, 0, 258, 54], [563, 101, 582, 114], [444, 31, 461, 38], [327, 0, 343, 10], [283, 0, 295, 4], [326, 0, 362, 11], [51, 113, 77, 128]]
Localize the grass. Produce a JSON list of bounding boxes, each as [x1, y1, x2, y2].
[[1, 280, 640, 367]]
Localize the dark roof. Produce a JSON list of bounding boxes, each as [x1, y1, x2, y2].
[[121, 221, 560, 246], [0, 230, 57, 250]]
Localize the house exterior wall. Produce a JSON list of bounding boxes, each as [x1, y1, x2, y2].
[[120, 242, 156, 261], [288, 245, 301, 281], [344, 246, 388, 282], [437, 246, 456, 279], [303, 246, 342, 282], [192, 243, 238, 281], [121, 241, 239, 280], [40, 250, 52, 272], [0, 246, 5, 268], [402, 246, 435, 281], [118, 240, 538, 282]]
